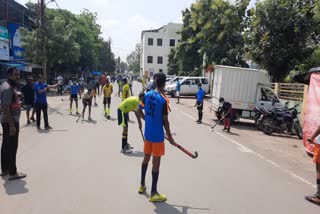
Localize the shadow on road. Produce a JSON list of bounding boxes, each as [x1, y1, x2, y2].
[[3, 179, 29, 195], [124, 151, 144, 158]]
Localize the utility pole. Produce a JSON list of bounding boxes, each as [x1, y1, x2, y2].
[[40, 0, 47, 81]]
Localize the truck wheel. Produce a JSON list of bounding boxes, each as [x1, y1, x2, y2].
[[294, 122, 303, 139], [262, 117, 274, 135]]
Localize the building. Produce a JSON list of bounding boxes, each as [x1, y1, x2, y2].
[[140, 22, 182, 78]]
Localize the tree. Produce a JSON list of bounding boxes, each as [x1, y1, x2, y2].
[[120, 62, 128, 73], [244, 0, 317, 81], [127, 43, 141, 74], [167, 48, 179, 75], [98, 40, 116, 74]]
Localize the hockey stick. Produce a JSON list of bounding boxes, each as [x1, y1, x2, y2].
[[164, 135, 198, 159], [76, 110, 84, 123]]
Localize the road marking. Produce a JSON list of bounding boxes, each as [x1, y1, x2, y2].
[[179, 110, 316, 189]]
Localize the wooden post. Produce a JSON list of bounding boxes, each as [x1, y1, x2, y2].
[[301, 85, 309, 125]]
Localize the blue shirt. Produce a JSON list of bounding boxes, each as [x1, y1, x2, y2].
[[196, 88, 205, 103], [176, 81, 181, 92], [139, 91, 169, 143], [70, 84, 80, 95], [34, 82, 48, 104]]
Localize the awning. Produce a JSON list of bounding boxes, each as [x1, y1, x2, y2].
[[0, 61, 31, 72], [294, 67, 320, 85]]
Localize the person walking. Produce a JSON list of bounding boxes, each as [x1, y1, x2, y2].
[[69, 81, 81, 115], [306, 127, 320, 205], [117, 96, 143, 154], [57, 74, 64, 95], [176, 78, 181, 104], [137, 72, 175, 202], [81, 88, 93, 121], [0, 67, 26, 180], [219, 97, 232, 132], [21, 76, 36, 124], [34, 75, 58, 130], [194, 83, 205, 124], [101, 79, 113, 119]]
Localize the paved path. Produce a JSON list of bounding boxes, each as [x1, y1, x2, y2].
[[0, 82, 319, 213]]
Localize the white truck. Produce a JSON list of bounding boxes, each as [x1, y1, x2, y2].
[[210, 65, 283, 120]]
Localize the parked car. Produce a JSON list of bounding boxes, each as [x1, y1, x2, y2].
[[165, 77, 209, 97]]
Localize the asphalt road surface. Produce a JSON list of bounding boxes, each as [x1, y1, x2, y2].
[[0, 82, 319, 213]]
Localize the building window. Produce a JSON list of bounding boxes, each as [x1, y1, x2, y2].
[[148, 38, 153, 46], [147, 56, 153, 64], [157, 56, 163, 64], [159, 69, 163, 73], [157, 38, 163, 46], [170, 39, 175, 47]]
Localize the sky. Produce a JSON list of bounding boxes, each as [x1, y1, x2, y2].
[[16, 0, 256, 61]]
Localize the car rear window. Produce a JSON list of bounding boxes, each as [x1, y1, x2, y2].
[[201, 79, 208, 84]]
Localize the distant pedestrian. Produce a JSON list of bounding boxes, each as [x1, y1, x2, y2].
[[194, 83, 205, 124], [176, 78, 181, 104], [69, 81, 81, 115], [81, 88, 93, 121], [101, 79, 113, 119], [117, 78, 122, 97], [121, 78, 130, 101], [21, 76, 36, 124], [0, 67, 26, 180], [88, 77, 98, 106], [219, 97, 232, 132], [57, 74, 64, 95], [128, 77, 134, 96], [306, 127, 320, 205], [34, 75, 58, 130]]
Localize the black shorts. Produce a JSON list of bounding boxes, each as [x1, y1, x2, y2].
[[70, 94, 78, 101], [103, 97, 111, 105], [83, 99, 92, 106], [196, 101, 203, 111], [117, 108, 129, 127]]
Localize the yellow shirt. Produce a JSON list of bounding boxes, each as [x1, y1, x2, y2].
[[119, 96, 139, 113], [122, 84, 130, 100], [103, 84, 113, 98]]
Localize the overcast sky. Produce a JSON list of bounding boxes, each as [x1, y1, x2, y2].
[[16, 0, 256, 61]]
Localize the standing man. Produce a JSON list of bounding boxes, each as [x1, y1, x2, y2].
[[219, 97, 232, 132], [176, 78, 181, 104], [128, 76, 134, 96], [82, 88, 93, 121], [69, 81, 81, 115], [122, 78, 130, 100], [117, 77, 122, 97], [88, 76, 98, 106], [194, 83, 205, 124], [57, 74, 64, 95], [34, 75, 58, 130], [102, 79, 113, 119], [306, 127, 320, 205], [117, 96, 143, 154], [137, 72, 175, 202], [21, 76, 36, 124], [0, 67, 26, 180]]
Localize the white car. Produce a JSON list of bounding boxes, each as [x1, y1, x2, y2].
[[166, 77, 209, 97]]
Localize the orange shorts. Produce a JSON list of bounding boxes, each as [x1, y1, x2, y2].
[[313, 144, 320, 164], [144, 141, 165, 157]]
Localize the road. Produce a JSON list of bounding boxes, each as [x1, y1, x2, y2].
[[0, 82, 319, 213]]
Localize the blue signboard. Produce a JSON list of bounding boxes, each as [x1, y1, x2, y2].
[[8, 23, 25, 60]]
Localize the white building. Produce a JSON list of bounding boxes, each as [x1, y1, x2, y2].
[[140, 22, 182, 78]]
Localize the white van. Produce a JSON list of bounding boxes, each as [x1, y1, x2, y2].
[[165, 77, 209, 97]]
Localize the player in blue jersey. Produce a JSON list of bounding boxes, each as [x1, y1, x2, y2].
[[195, 83, 205, 124], [69, 81, 81, 115], [137, 72, 175, 202]]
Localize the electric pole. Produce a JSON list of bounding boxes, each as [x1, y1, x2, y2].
[[40, 0, 47, 81]]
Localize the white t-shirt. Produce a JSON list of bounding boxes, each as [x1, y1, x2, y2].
[[57, 76, 63, 85]]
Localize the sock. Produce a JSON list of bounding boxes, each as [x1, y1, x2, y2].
[[76, 108, 79, 113], [317, 179, 320, 197], [104, 108, 107, 114], [69, 109, 72, 113], [141, 164, 148, 186], [122, 135, 127, 149], [151, 171, 159, 194], [107, 108, 111, 115]]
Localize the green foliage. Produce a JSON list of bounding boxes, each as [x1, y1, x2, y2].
[[168, 0, 249, 76], [127, 43, 141, 73], [244, 0, 318, 81], [21, 4, 117, 75]]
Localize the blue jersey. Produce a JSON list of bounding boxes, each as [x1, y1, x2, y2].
[[196, 88, 205, 103], [70, 85, 80, 95], [176, 81, 181, 92], [34, 82, 48, 104], [140, 91, 169, 143]]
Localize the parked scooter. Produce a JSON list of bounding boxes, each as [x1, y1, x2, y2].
[[261, 103, 303, 139]]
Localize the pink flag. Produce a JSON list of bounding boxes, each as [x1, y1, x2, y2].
[[303, 73, 320, 155]]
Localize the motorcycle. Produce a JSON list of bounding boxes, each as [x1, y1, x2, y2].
[[261, 103, 303, 139]]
